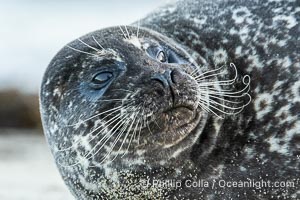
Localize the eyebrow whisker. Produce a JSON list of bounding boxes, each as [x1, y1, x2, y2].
[[136, 20, 140, 38], [124, 25, 131, 39], [92, 36, 105, 50], [66, 45, 99, 57], [77, 38, 102, 52], [119, 26, 128, 39]]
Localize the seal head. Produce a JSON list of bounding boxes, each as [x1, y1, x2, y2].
[[40, 26, 250, 198]]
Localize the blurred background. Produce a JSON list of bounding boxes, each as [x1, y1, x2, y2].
[[0, 0, 168, 199]]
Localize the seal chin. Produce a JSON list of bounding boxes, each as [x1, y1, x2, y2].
[[161, 107, 201, 148], [164, 105, 197, 125], [133, 106, 207, 165], [143, 104, 203, 149]]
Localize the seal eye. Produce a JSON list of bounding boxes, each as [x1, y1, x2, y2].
[[157, 51, 167, 63], [92, 72, 113, 88]]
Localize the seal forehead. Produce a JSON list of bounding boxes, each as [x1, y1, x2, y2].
[[66, 36, 123, 63], [124, 35, 142, 49]]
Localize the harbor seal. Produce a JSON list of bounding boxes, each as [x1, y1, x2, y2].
[[40, 0, 300, 199]]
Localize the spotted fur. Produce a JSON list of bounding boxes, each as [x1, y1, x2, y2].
[[40, 0, 299, 199], [140, 0, 300, 199]]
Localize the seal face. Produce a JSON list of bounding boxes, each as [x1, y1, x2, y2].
[[40, 25, 251, 198], [41, 26, 208, 165]]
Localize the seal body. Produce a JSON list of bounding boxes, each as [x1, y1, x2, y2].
[[139, 0, 300, 199], [40, 0, 300, 199]]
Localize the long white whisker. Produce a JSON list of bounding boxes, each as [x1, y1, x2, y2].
[[57, 109, 123, 152], [119, 26, 128, 39], [66, 105, 123, 127], [207, 93, 243, 104], [197, 79, 250, 96], [137, 108, 145, 145], [193, 69, 226, 80], [110, 89, 134, 93], [205, 97, 248, 110], [136, 20, 140, 38], [56, 108, 132, 167], [117, 111, 139, 158], [198, 100, 224, 119], [124, 25, 131, 39], [131, 112, 141, 145], [66, 45, 98, 57], [85, 114, 130, 161], [146, 116, 153, 135], [114, 111, 137, 155], [198, 98, 243, 116], [190, 67, 202, 77], [92, 36, 105, 49], [77, 38, 102, 52], [97, 98, 129, 102], [121, 108, 141, 157], [88, 104, 138, 163], [194, 65, 225, 78], [98, 115, 133, 163]]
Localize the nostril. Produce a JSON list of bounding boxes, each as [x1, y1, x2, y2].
[[151, 74, 168, 88], [170, 70, 176, 84], [153, 78, 164, 86], [150, 76, 167, 96]]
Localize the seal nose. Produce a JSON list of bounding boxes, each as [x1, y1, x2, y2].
[[151, 69, 178, 102]]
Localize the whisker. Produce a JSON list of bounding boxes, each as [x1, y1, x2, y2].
[[92, 35, 105, 50], [190, 67, 202, 77], [57, 103, 136, 154], [197, 93, 249, 117], [198, 77, 250, 96], [77, 38, 102, 52], [194, 63, 251, 118], [118, 26, 128, 39], [57, 114, 129, 167], [118, 109, 140, 158], [57, 109, 123, 152], [207, 93, 244, 104], [66, 45, 98, 57], [197, 88, 249, 97], [87, 104, 138, 163], [153, 117, 161, 129], [115, 111, 137, 156], [194, 69, 226, 81], [193, 65, 225, 79], [131, 112, 142, 146], [110, 88, 134, 93], [96, 98, 129, 102], [58, 104, 136, 153], [65, 105, 124, 127], [204, 96, 248, 111], [136, 20, 140, 38], [97, 115, 133, 163], [124, 25, 131, 39], [85, 114, 130, 161], [197, 100, 224, 119], [137, 108, 145, 145], [146, 115, 153, 135]]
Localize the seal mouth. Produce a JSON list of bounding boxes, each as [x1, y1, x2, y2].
[[162, 104, 197, 127], [161, 106, 200, 148], [163, 104, 195, 113], [138, 102, 201, 148]]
